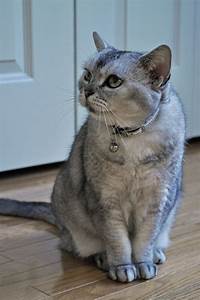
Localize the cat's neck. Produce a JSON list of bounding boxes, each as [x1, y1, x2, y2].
[[87, 94, 182, 154]]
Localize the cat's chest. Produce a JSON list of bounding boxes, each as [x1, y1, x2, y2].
[[88, 131, 166, 197], [122, 134, 158, 163], [120, 162, 160, 227]]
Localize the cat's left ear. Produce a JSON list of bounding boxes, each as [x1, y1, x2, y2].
[[138, 45, 171, 89], [92, 32, 111, 52]]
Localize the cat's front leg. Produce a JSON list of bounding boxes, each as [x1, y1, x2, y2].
[[105, 223, 137, 282], [132, 192, 165, 279], [94, 203, 137, 282], [132, 217, 159, 280], [106, 224, 137, 282]]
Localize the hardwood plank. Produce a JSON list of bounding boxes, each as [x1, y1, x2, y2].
[[12, 249, 63, 268], [0, 285, 51, 300], [0, 262, 104, 295], [0, 166, 58, 201], [0, 215, 58, 252], [2, 238, 59, 260], [0, 260, 40, 278], [52, 279, 138, 300], [34, 265, 104, 296]]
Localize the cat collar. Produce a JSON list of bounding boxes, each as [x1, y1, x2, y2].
[[111, 105, 160, 138], [109, 106, 160, 153]]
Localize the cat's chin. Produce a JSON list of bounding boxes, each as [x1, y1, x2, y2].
[[87, 107, 99, 119], [88, 106, 96, 113], [87, 105, 107, 115], [88, 109, 101, 120]]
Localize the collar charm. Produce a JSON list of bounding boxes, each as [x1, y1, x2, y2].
[[109, 140, 119, 152]]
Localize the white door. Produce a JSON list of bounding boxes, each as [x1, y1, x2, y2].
[[0, 0, 74, 172]]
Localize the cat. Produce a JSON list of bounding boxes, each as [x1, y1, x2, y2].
[[0, 32, 185, 282]]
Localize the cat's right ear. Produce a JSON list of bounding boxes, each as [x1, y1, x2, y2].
[[137, 45, 171, 89], [92, 32, 110, 52]]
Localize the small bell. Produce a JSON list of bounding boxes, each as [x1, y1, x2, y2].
[[109, 141, 119, 153]]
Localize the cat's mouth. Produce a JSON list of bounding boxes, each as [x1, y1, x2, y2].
[[87, 98, 108, 114]]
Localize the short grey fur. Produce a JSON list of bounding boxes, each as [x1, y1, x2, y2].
[[0, 32, 185, 282]]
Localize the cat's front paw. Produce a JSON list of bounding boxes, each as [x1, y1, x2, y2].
[[108, 264, 137, 282], [136, 262, 157, 280], [153, 248, 166, 264]]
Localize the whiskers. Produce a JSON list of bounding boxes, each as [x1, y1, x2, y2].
[[107, 109, 127, 148], [98, 106, 128, 149], [97, 107, 102, 134], [109, 110, 130, 135]]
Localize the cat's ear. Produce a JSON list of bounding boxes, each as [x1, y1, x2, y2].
[[138, 45, 171, 88], [92, 32, 111, 52]]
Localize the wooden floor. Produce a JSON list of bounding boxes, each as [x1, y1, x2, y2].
[[0, 141, 200, 300]]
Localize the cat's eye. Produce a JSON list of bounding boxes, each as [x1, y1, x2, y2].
[[83, 69, 92, 82], [105, 75, 123, 88]]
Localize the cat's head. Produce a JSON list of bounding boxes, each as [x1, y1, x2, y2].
[[79, 32, 171, 127]]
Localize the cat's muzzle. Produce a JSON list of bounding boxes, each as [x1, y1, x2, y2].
[[87, 98, 108, 113]]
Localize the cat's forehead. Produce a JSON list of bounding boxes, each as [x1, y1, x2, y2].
[[84, 49, 141, 75]]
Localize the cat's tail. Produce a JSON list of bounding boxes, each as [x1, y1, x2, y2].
[[0, 199, 56, 225]]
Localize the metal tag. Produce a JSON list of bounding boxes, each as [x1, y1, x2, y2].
[[109, 141, 119, 153]]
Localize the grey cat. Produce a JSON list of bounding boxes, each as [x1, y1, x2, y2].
[[0, 32, 185, 282]]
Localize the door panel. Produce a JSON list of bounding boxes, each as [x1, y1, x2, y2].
[[0, 0, 74, 171], [0, 0, 15, 61], [127, 0, 198, 137]]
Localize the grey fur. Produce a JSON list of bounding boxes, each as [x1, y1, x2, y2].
[[0, 199, 55, 224], [0, 33, 185, 282]]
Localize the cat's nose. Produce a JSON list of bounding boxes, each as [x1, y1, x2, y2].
[[85, 89, 94, 98]]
